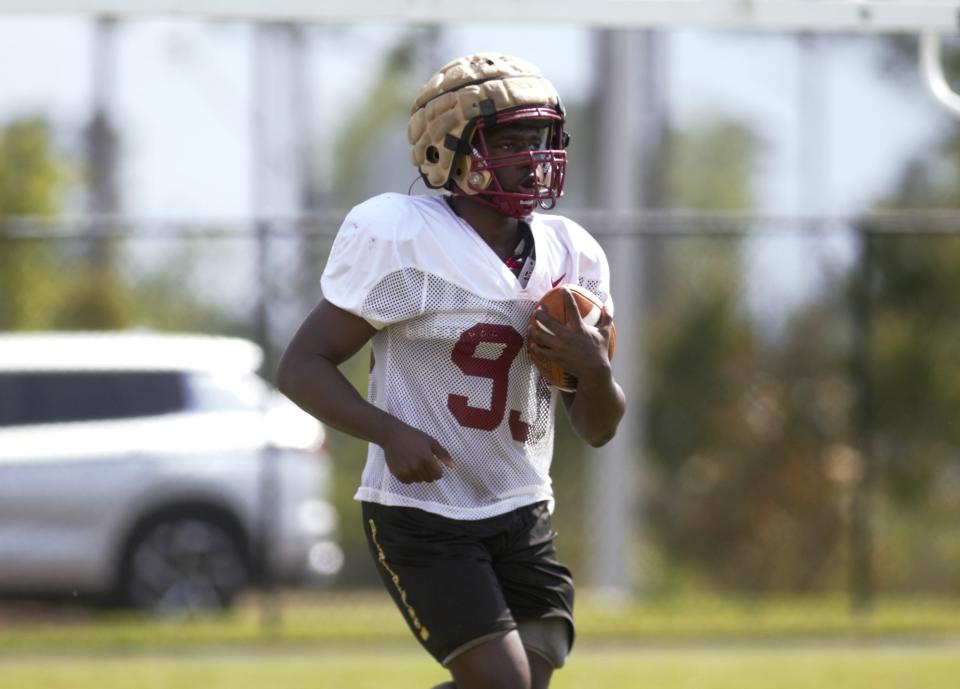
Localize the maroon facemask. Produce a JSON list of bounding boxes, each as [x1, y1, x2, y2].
[[454, 107, 568, 219]]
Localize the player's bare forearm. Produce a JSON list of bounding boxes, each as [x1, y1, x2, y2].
[[562, 364, 625, 447], [278, 350, 399, 447], [279, 351, 454, 482], [278, 300, 454, 483], [277, 300, 386, 442]]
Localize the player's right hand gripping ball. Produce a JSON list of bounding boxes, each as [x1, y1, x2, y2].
[[527, 284, 617, 392]]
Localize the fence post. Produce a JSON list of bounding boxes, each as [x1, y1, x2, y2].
[[850, 224, 876, 615], [255, 218, 283, 632]]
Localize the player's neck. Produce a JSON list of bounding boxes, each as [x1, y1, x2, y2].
[[447, 195, 520, 261]]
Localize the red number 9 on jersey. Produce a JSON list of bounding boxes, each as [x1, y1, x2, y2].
[[447, 323, 530, 442]]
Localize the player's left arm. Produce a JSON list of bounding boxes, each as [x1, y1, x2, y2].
[[528, 289, 626, 447]]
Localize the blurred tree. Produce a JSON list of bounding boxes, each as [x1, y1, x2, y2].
[[663, 118, 760, 210], [707, 35, 960, 595], [647, 279, 853, 592], [0, 117, 245, 336], [642, 116, 852, 592], [0, 116, 131, 330], [0, 116, 135, 331], [127, 244, 251, 336], [331, 33, 420, 207], [0, 119, 67, 215], [866, 38, 960, 509], [0, 118, 72, 330]]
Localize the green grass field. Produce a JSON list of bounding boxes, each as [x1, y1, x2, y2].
[[2, 592, 959, 689], [2, 645, 959, 689]]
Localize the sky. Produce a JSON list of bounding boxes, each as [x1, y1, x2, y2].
[[0, 15, 952, 318]]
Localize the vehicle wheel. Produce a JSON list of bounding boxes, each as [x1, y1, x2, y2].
[[120, 514, 249, 614]]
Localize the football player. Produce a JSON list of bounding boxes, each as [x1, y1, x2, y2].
[[278, 53, 625, 689]]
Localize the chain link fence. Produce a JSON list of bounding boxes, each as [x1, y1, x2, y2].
[[2, 209, 959, 610]]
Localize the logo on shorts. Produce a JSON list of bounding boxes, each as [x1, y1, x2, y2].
[[551, 273, 567, 288]]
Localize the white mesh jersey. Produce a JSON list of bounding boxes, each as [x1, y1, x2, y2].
[[322, 192, 613, 520]]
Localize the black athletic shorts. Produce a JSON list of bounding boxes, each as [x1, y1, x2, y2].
[[361, 500, 575, 665]]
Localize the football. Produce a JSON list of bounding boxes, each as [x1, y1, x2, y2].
[[527, 284, 617, 392]]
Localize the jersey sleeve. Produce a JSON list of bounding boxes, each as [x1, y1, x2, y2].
[[577, 244, 613, 318], [320, 194, 428, 329], [569, 223, 615, 319]]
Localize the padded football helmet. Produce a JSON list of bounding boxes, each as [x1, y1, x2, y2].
[[408, 53, 568, 218]]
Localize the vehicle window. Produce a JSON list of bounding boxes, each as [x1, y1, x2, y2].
[[0, 371, 185, 426], [185, 372, 266, 412]]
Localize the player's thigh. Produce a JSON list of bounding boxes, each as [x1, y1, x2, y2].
[[494, 503, 575, 655], [362, 502, 516, 664]]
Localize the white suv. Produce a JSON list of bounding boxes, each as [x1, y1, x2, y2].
[[0, 332, 342, 613]]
